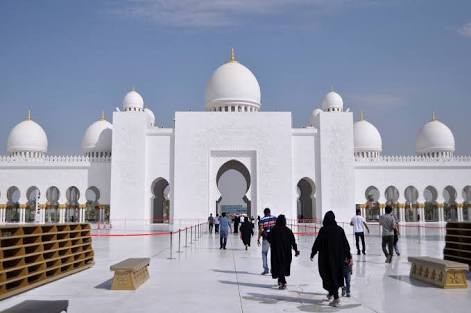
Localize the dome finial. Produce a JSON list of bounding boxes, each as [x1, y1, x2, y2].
[[100, 111, 105, 120], [359, 112, 364, 121], [230, 48, 236, 63], [432, 112, 436, 121], [27, 109, 31, 120], [330, 85, 334, 92], [132, 86, 136, 92]]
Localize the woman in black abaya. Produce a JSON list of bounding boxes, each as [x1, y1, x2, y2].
[[239, 216, 254, 249], [310, 211, 351, 307], [267, 215, 300, 289]]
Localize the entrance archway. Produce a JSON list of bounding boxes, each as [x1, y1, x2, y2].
[[365, 186, 380, 222], [424, 186, 439, 222], [297, 178, 315, 220], [463, 186, 471, 221], [85, 186, 100, 223], [216, 160, 251, 217], [26, 186, 40, 223], [385, 186, 400, 220], [151, 178, 170, 223], [6, 186, 20, 223], [443, 185, 457, 222], [46, 186, 60, 223], [404, 186, 419, 222], [65, 186, 80, 222]]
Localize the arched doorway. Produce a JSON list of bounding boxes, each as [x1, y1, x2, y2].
[[463, 186, 471, 221], [6, 186, 20, 223], [151, 178, 170, 223], [365, 186, 380, 222], [216, 160, 251, 217], [385, 186, 400, 221], [404, 186, 419, 222], [46, 186, 60, 223], [443, 185, 458, 222], [85, 186, 100, 223], [26, 186, 40, 223], [65, 186, 80, 222], [297, 178, 315, 221], [424, 186, 439, 222]]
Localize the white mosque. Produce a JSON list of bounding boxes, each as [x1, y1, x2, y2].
[[1, 50, 470, 227]]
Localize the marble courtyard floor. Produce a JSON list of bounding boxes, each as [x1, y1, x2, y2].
[[0, 225, 469, 313]]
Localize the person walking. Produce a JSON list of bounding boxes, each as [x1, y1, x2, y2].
[[393, 218, 400, 256], [233, 215, 240, 234], [208, 213, 215, 234], [350, 209, 370, 255], [341, 257, 353, 297], [257, 208, 277, 275], [239, 216, 254, 250], [219, 212, 231, 250], [267, 215, 300, 289], [379, 205, 397, 263], [215, 213, 220, 234], [310, 211, 352, 307]]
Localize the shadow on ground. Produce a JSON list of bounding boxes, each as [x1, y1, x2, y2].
[[95, 279, 113, 290], [242, 292, 362, 312]]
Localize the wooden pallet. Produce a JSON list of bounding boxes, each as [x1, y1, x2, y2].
[[444, 222, 471, 266], [0, 223, 94, 300]]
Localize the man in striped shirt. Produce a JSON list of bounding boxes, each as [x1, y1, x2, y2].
[[257, 208, 277, 275]]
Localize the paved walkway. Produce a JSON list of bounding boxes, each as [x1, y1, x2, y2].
[[0, 226, 470, 313]]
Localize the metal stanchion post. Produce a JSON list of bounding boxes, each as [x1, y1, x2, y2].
[[190, 226, 193, 244], [177, 229, 182, 253], [168, 232, 175, 259]]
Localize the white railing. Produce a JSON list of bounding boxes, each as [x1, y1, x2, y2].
[[0, 154, 111, 166], [355, 155, 471, 166]]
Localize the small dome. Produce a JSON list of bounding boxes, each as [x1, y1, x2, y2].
[[81, 113, 113, 154], [205, 49, 261, 112], [416, 115, 455, 156], [122, 90, 144, 111], [144, 108, 155, 126], [354, 118, 382, 155], [309, 108, 323, 126], [7, 114, 48, 155], [321, 91, 343, 112]]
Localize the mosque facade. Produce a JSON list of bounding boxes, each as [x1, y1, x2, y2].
[[1, 51, 470, 227]]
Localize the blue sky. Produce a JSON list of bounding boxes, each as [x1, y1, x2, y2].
[[0, 0, 470, 155]]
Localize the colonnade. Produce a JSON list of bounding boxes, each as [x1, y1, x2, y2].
[[358, 202, 469, 223], [0, 204, 110, 224]]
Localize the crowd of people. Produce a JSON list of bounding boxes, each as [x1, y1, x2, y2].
[[207, 204, 400, 307]]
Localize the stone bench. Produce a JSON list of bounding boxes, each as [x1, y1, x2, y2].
[[408, 256, 469, 288], [110, 258, 150, 290], [1, 300, 68, 313]]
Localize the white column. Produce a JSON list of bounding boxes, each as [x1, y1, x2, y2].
[[0, 207, 5, 223], [417, 194, 425, 224], [456, 195, 464, 222], [59, 206, 66, 223], [437, 196, 445, 223]]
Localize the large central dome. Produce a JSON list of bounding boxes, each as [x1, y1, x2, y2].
[[205, 49, 261, 112]]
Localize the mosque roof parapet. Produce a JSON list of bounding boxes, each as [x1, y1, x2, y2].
[[0, 154, 111, 167], [355, 154, 471, 167]]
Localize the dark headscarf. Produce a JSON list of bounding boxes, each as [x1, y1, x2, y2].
[[244, 216, 249, 222], [276, 214, 286, 227], [322, 211, 337, 226]]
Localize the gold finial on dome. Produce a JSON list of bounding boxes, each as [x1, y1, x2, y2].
[[100, 111, 105, 120], [230, 48, 236, 63], [27, 109, 31, 120], [359, 112, 364, 121], [432, 112, 436, 121]]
